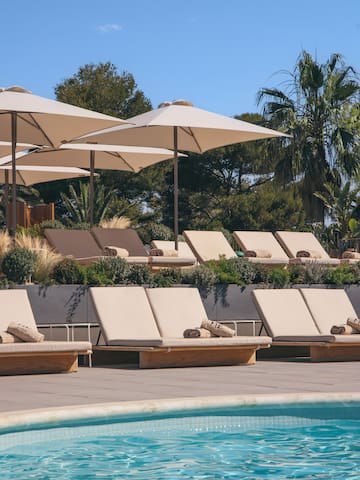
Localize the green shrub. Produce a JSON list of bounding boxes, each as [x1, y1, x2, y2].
[[125, 264, 152, 285], [207, 257, 257, 285], [181, 264, 218, 288], [1, 248, 37, 284], [303, 263, 327, 284], [152, 268, 182, 287], [89, 257, 128, 284], [268, 267, 290, 288], [51, 258, 85, 284], [324, 265, 357, 286], [137, 222, 174, 245], [288, 264, 306, 284]]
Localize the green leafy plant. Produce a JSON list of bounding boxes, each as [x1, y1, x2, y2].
[[85, 257, 128, 285], [1, 248, 37, 284], [51, 258, 85, 285], [268, 267, 290, 288], [152, 268, 182, 287], [181, 265, 218, 289], [137, 222, 174, 245], [324, 265, 357, 286], [207, 257, 257, 285], [125, 264, 152, 285]]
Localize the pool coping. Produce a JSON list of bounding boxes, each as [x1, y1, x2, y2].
[[2, 391, 360, 432]]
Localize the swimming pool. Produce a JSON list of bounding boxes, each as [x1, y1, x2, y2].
[[1, 394, 360, 479]]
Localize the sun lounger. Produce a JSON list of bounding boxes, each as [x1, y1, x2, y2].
[[90, 286, 271, 368], [0, 289, 92, 375], [91, 228, 195, 267], [233, 231, 289, 265], [275, 231, 340, 265], [44, 228, 104, 264], [252, 288, 360, 362], [183, 230, 237, 263]]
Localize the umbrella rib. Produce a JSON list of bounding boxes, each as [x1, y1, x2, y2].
[[111, 151, 136, 172], [19, 113, 56, 148], [178, 126, 202, 152], [17, 169, 27, 186]]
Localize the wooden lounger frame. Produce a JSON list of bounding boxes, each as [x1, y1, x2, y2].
[[93, 344, 270, 369], [0, 349, 92, 375], [273, 341, 360, 362]]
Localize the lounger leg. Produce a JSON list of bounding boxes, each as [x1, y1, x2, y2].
[[139, 348, 257, 368]]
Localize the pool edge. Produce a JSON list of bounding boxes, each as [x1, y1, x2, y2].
[[1, 391, 360, 431]]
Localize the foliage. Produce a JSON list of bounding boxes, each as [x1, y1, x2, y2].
[[258, 51, 360, 222], [314, 181, 360, 239], [151, 268, 182, 287], [60, 181, 116, 225], [267, 267, 290, 288], [0, 230, 11, 260], [137, 222, 174, 245], [207, 257, 258, 285], [86, 257, 128, 285], [323, 264, 359, 285], [99, 216, 131, 229], [303, 263, 327, 284], [51, 258, 85, 285], [55, 61, 152, 118], [15, 232, 62, 283], [181, 264, 218, 289], [1, 248, 37, 284], [125, 264, 152, 285]]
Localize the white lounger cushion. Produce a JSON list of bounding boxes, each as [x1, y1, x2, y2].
[[183, 230, 236, 262], [0, 289, 37, 331], [233, 231, 289, 263], [90, 286, 162, 346], [0, 341, 91, 353], [147, 287, 209, 338], [300, 288, 358, 335], [252, 289, 320, 338]]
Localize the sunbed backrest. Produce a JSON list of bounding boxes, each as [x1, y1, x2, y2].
[[44, 229, 102, 258], [183, 230, 236, 262], [89, 286, 161, 345], [146, 287, 209, 338], [233, 231, 289, 261], [252, 289, 320, 337], [92, 228, 148, 257], [0, 289, 37, 331], [275, 231, 330, 259], [300, 288, 357, 334]]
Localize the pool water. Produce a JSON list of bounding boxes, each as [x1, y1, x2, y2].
[[1, 403, 360, 479]]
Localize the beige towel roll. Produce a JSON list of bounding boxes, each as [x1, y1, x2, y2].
[[7, 322, 44, 343], [183, 328, 212, 338], [201, 319, 235, 337], [330, 324, 355, 335], [245, 249, 272, 258], [342, 251, 360, 259], [103, 246, 129, 257], [347, 317, 360, 332], [296, 250, 322, 259], [0, 331, 21, 343], [150, 248, 178, 257]]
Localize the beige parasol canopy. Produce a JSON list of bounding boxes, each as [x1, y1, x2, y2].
[[80, 100, 289, 247], [0, 141, 35, 156], [15, 144, 184, 226], [0, 86, 128, 233]]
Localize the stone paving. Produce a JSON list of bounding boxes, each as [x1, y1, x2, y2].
[[0, 359, 359, 413]]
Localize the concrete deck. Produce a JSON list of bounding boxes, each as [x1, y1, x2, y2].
[[0, 359, 359, 413]]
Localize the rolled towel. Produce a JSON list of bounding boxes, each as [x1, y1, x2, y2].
[[0, 331, 21, 343], [244, 249, 272, 258], [330, 324, 355, 335], [103, 246, 129, 257], [342, 251, 360, 259], [347, 317, 360, 333], [7, 322, 44, 343], [183, 328, 212, 338], [296, 250, 322, 259], [150, 248, 178, 257], [201, 319, 235, 337]]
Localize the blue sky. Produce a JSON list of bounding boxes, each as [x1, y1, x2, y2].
[[1, 0, 359, 118]]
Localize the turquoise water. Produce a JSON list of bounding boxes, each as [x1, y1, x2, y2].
[[1, 403, 360, 479]]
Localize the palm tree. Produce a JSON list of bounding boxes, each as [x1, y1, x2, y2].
[[257, 51, 360, 221], [314, 181, 360, 239], [60, 181, 116, 226]]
